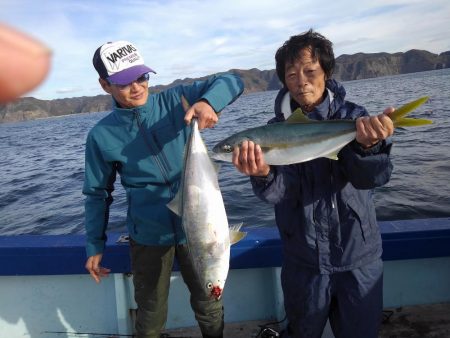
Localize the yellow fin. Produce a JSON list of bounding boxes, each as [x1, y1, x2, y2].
[[285, 108, 313, 124], [391, 96, 428, 120], [394, 117, 433, 128], [324, 151, 339, 161], [229, 222, 247, 245], [391, 96, 433, 127]]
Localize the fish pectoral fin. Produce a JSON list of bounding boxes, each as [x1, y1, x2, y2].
[[260, 144, 289, 151], [230, 231, 247, 245], [229, 222, 247, 245], [260, 146, 273, 152], [324, 150, 340, 161], [167, 189, 182, 216]]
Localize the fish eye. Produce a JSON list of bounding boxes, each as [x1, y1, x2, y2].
[[206, 282, 213, 289], [223, 145, 232, 153]]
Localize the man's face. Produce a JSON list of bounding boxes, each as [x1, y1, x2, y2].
[[100, 73, 149, 108], [284, 48, 327, 112]]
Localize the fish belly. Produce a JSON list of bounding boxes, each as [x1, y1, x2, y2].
[[264, 131, 356, 165], [182, 138, 230, 291]]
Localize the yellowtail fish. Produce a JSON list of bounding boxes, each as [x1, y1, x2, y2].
[[167, 96, 246, 300], [212, 96, 432, 165]]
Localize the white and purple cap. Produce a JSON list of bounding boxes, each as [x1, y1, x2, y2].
[[93, 40, 156, 85]]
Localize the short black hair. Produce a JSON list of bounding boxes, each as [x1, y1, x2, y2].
[[275, 29, 335, 86]]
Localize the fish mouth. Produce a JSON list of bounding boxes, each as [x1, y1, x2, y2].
[[210, 151, 231, 162], [210, 285, 223, 300], [211, 143, 220, 153]]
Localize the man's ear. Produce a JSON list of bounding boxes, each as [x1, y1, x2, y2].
[[99, 78, 112, 94]]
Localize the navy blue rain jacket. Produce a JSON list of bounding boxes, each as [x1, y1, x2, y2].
[[251, 79, 393, 273]]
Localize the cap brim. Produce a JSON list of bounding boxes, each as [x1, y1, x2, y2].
[[107, 65, 156, 85]]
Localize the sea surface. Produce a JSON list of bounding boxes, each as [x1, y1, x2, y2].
[[1, 69, 449, 236]]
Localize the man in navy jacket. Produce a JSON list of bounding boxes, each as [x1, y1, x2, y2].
[[232, 30, 394, 338]]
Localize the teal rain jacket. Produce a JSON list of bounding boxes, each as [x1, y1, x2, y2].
[[83, 74, 244, 257]]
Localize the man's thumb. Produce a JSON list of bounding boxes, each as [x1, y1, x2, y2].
[[184, 107, 195, 125]]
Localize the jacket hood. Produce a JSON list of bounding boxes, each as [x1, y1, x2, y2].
[[273, 79, 347, 122]]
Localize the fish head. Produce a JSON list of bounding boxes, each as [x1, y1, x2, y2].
[[211, 140, 235, 162], [212, 133, 252, 163], [206, 280, 225, 300]]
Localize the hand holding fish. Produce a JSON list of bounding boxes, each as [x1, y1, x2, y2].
[[232, 140, 271, 177], [85, 253, 111, 283], [356, 107, 395, 148], [184, 99, 218, 129]]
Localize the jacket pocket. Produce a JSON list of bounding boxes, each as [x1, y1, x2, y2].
[[127, 186, 174, 240], [346, 196, 371, 241]]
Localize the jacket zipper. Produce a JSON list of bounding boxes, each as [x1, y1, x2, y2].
[[330, 160, 335, 209], [134, 111, 180, 243], [135, 111, 174, 197]]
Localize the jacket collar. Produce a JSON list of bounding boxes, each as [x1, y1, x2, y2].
[[275, 79, 346, 121], [110, 96, 152, 125]]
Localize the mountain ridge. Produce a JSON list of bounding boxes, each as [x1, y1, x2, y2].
[[1, 49, 449, 123]]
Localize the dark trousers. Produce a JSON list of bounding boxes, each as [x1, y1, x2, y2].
[[130, 240, 224, 338], [281, 258, 383, 338]]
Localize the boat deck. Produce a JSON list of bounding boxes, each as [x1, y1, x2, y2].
[[164, 302, 450, 338]]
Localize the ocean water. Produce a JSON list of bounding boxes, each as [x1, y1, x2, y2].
[[1, 69, 449, 236]]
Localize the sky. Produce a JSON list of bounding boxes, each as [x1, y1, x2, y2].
[[1, 0, 449, 100]]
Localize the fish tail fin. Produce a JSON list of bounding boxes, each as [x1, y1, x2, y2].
[[391, 96, 433, 127], [394, 117, 433, 128], [229, 222, 247, 245]]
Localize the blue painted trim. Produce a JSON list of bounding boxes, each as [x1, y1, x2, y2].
[[0, 218, 449, 276], [380, 218, 450, 260]]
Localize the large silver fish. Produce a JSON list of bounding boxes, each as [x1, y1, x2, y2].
[[167, 98, 245, 300], [211, 96, 432, 165]]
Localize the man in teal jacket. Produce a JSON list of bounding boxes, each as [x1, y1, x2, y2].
[[83, 40, 244, 338]]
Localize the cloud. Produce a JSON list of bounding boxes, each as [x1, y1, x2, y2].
[[55, 88, 83, 95], [1, 0, 449, 100]]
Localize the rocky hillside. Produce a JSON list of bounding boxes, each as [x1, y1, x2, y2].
[[334, 49, 450, 80], [1, 49, 449, 123], [0, 95, 111, 123]]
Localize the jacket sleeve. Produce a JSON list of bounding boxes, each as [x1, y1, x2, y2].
[[82, 131, 117, 257], [250, 165, 300, 204], [182, 73, 244, 113], [337, 101, 393, 189], [338, 139, 393, 189]]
